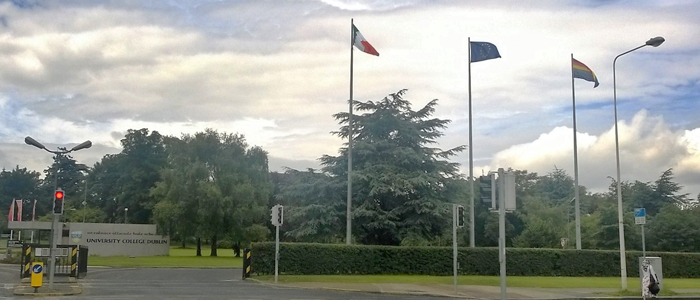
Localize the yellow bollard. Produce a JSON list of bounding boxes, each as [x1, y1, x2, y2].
[[30, 262, 44, 292]]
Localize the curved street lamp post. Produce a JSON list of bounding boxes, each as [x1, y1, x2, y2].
[[24, 136, 92, 289], [612, 36, 664, 290]]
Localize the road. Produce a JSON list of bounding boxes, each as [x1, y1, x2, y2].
[[0, 265, 450, 300]]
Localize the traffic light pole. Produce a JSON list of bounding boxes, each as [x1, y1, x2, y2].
[[275, 224, 280, 283], [452, 204, 458, 294], [48, 165, 59, 289], [48, 214, 59, 288]]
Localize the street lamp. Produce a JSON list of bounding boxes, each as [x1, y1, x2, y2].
[[124, 207, 128, 224], [24, 136, 92, 289], [612, 36, 664, 290]]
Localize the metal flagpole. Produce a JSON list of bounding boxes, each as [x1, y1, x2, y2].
[[571, 54, 582, 250], [468, 37, 475, 248], [346, 18, 354, 245]]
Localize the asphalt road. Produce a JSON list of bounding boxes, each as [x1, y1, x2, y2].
[[0, 265, 450, 300]]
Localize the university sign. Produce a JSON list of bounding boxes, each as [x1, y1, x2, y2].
[[8, 222, 170, 256], [73, 225, 170, 256]]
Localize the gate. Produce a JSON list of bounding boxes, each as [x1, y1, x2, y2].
[[20, 244, 85, 278]]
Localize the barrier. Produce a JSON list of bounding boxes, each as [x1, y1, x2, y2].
[[242, 249, 252, 279]]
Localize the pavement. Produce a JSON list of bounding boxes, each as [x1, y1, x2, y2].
[[253, 280, 700, 299], [12, 276, 82, 296]]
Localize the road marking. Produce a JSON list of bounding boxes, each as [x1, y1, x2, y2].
[[2, 283, 13, 290]]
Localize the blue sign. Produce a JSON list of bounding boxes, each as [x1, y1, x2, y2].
[[634, 208, 646, 217], [32, 264, 43, 274]]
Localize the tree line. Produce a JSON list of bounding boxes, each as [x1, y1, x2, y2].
[[2, 90, 699, 255]]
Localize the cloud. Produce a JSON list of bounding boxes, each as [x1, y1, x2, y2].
[[0, 0, 699, 199], [488, 110, 700, 195]]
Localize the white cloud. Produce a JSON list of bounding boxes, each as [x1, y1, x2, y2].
[[487, 111, 700, 195], [0, 0, 698, 198]]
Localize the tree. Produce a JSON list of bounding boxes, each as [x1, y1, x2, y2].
[[535, 168, 574, 204], [272, 168, 345, 243], [320, 90, 465, 245], [647, 205, 700, 252], [40, 152, 88, 219], [513, 196, 565, 248], [151, 129, 272, 256], [117, 129, 167, 223], [88, 129, 167, 224], [0, 166, 42, 223]]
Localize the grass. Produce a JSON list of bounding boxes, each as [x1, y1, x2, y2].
[[88, 246, 243, 268], [254, 274, 700, 289]]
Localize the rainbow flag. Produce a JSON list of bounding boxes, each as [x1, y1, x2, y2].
[[572, 58, 599, 88]]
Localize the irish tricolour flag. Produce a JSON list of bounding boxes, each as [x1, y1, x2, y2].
[[352, 25, 379, 56]]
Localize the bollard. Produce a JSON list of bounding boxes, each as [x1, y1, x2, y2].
[[30, 262, 44, 292], [70, 246, 78, 277], [22, 244, 32, 278], [242, 249, 251, 279]]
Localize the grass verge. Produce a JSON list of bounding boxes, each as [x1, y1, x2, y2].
[[88, 246, 243, 268]]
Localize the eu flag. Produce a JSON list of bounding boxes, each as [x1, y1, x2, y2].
[[470, 41, 501, 63]]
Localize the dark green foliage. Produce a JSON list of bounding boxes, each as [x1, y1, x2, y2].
[[319, 90, 465, 245], [251, 242, 700, 277]]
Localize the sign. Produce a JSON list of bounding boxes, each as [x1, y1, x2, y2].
[[71, 231, 83, 244], [6, 240, 22, 248], [635, 208, 646, 225], [30, 262, 44, 288]]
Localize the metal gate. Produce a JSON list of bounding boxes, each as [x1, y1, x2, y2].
[[20, 244, 81, 278]]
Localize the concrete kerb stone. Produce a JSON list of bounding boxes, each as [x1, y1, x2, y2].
[[248, 279, 700, 300], [248, 279, 475, 299], [13, 284, 82, 296]]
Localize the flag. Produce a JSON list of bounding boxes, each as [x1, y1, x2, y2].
[[9, 199, 15, 222], [572, 58, 599, 88], [470, 41, 501, 62], [352, 25, 379, 56], [15, 200, 22, 222]]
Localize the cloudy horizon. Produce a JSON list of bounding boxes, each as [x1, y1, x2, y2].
[[1, 0, 698, 198]]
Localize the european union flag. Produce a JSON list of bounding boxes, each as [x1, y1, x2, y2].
[[470, 41, 501, 63]]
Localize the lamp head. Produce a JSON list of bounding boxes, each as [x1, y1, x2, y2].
[[71, 140, 92, 152], [646, 36, 665, 47], [24, 136, 46, 150]]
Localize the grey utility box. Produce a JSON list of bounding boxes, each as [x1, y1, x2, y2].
[[639, 256, 663, 290]]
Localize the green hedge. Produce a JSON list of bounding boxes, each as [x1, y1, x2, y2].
[[250, 242, 700, 278]]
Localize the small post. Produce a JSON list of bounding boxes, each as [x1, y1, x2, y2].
[[242, 249, 251, 280], [641, 224, 646, 258], [275, 225, 280, 283], [453, 204, 458, 294]]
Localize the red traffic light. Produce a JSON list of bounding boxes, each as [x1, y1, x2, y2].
[[55, 190, 64, 199]]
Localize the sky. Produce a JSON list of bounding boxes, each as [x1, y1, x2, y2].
[[0, 0, 699, 199]]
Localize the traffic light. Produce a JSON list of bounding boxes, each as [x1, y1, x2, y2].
[[456, 205, 465, 228], [53, 188, 65, 215], [478, 175, 493, 205], [271, 205, 284, 226]]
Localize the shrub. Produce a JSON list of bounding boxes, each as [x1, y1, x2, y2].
[[250, 242, 700, 277]]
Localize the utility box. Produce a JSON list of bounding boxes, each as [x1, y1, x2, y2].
[[639, 257, 663, 290]]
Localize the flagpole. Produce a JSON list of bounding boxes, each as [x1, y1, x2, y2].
[[346, 18, 354, 245], [31, 199, 37, 243], [468, 37, 475, 248], [571, 54, 582, 250]]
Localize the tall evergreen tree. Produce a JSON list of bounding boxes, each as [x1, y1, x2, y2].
[[321, 90, 465, 245]]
